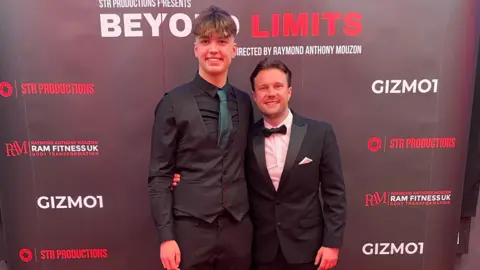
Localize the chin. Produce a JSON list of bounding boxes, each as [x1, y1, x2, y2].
[[205, 67, 226, 75]]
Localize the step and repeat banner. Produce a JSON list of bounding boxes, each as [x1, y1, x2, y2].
[[0, 0, 478, 269]]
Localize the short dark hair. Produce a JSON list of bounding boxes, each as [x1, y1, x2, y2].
[[192, 5, 237, 38], [250, 58, 292, 91]]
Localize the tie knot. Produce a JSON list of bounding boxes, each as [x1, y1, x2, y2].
[[217, 89, 228, 102], [262, 125, 287, 137]]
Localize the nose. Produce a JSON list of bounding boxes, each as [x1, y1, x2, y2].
[[208, 43, 219, 53], [266, 88, 276, 97]]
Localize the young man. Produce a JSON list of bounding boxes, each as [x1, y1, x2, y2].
[[246, 58, 346, 270], [173, 58, 347, 270], [148, 5, 253, 270]]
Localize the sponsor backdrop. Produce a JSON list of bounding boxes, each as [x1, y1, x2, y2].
[[0, 0, 478, 269]]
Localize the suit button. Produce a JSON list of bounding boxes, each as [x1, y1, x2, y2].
[[223, 201, 228, 206], [223, 187, 227, 191], [276, 222, 281, 227], [223, 171, 227, 175]]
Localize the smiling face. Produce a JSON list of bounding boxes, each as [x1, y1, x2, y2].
[[192, 6, 238, 80], [252, 68, 292, 121], [194, 33, 237, 78]]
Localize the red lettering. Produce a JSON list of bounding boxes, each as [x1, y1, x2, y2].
[[5, 141, 29, 157], [102, 249, 108, 258], [389, 138, 404, 149], [22, 83, 37, 94], [450, 138, 456, 147], [252, 14, 269, 38], [312, 13, 320, 36], [0, 82, 13, 98], [283, 13, 309, 37], [344, 12, 363, 36], [365, 192, 388, 206], [41, 250, 55, 260], [252, 12, 363, 38], [322, 12, 342, 36], [271, 14, 280, 37]]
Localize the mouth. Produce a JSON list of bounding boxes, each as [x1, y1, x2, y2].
[[264, 101, 279, 106], [206, 57, 223, 63]]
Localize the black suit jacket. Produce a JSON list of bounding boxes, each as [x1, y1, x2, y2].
[[246, 112, 346, 264], [148, 79, 253, 243]]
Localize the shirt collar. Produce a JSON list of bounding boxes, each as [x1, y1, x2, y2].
[[193, 71, 233, 98], [264, 109, 293, 133]]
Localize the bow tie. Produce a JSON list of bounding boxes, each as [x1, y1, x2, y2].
[[262, 125, 287, 137]]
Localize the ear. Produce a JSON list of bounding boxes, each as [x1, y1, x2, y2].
[[232, 41, 237, 58], [194, 42, 199, 58], [287, 86, 292, 101], [252, 90, 257, 102]]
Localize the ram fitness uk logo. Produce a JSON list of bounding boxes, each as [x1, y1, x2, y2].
[[5, 140, 99, 157], [365, 190, 452, 207]]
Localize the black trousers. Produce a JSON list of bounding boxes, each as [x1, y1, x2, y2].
[[253, 246, 317, 270], [173, 213, 253, 270]]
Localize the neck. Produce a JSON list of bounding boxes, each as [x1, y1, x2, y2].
[[264, 109, 290, 127], [199, 68, 228, 88]]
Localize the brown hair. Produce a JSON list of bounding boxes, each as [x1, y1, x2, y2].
[[250, 58, 292, 91], [192, 5, 237, 38]]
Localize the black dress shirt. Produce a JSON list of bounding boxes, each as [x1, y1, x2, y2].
[[192, 73, 239, 142]]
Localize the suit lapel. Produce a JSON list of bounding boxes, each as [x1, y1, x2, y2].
[[230, 88, 247, 147], [186, 89, 215, 145], [277, 114, 308, 194], [252, 123, 277, 193]]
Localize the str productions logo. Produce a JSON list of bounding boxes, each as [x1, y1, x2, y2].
[[19, 249, 33, 263], [367, 136, 456, 152], [365, 190, 452, 207], [0, 81, 95, 98], [19, 248, 108, 262], [5, 140, 99, 157]]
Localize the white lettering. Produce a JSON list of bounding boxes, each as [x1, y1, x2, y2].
[[37, 196, 104, 209], [100, 14, 122, 37], [362, 242, 424, 255], [124, 13, 143, 37], [100, 13, 240, 38], [372, 79, 439, 94], [169, 13, 191, 38]]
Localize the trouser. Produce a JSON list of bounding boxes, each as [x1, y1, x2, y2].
[[173, 213, 253, 270], [253, 246, 317, 270]]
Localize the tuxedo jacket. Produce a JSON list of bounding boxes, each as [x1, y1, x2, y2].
[[246, 112, 347, 264], [148, 78, 253, 244]]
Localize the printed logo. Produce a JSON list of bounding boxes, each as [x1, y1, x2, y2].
[[0, 81, 95, 98], [20, 248, 108, 262], [372, 79, 438, 94], [368, 136, 456, 152], [362, 242, 424, 255], [37, 196, 104, 210], [0, 82, 13, 98], [365, 190, 452, 207], [19, 249, 33, 263], [367, 137, 382, 152], [5, 140, 99, 157]]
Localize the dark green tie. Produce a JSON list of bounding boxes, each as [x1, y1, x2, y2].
[[217, 89, 232, 150]]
